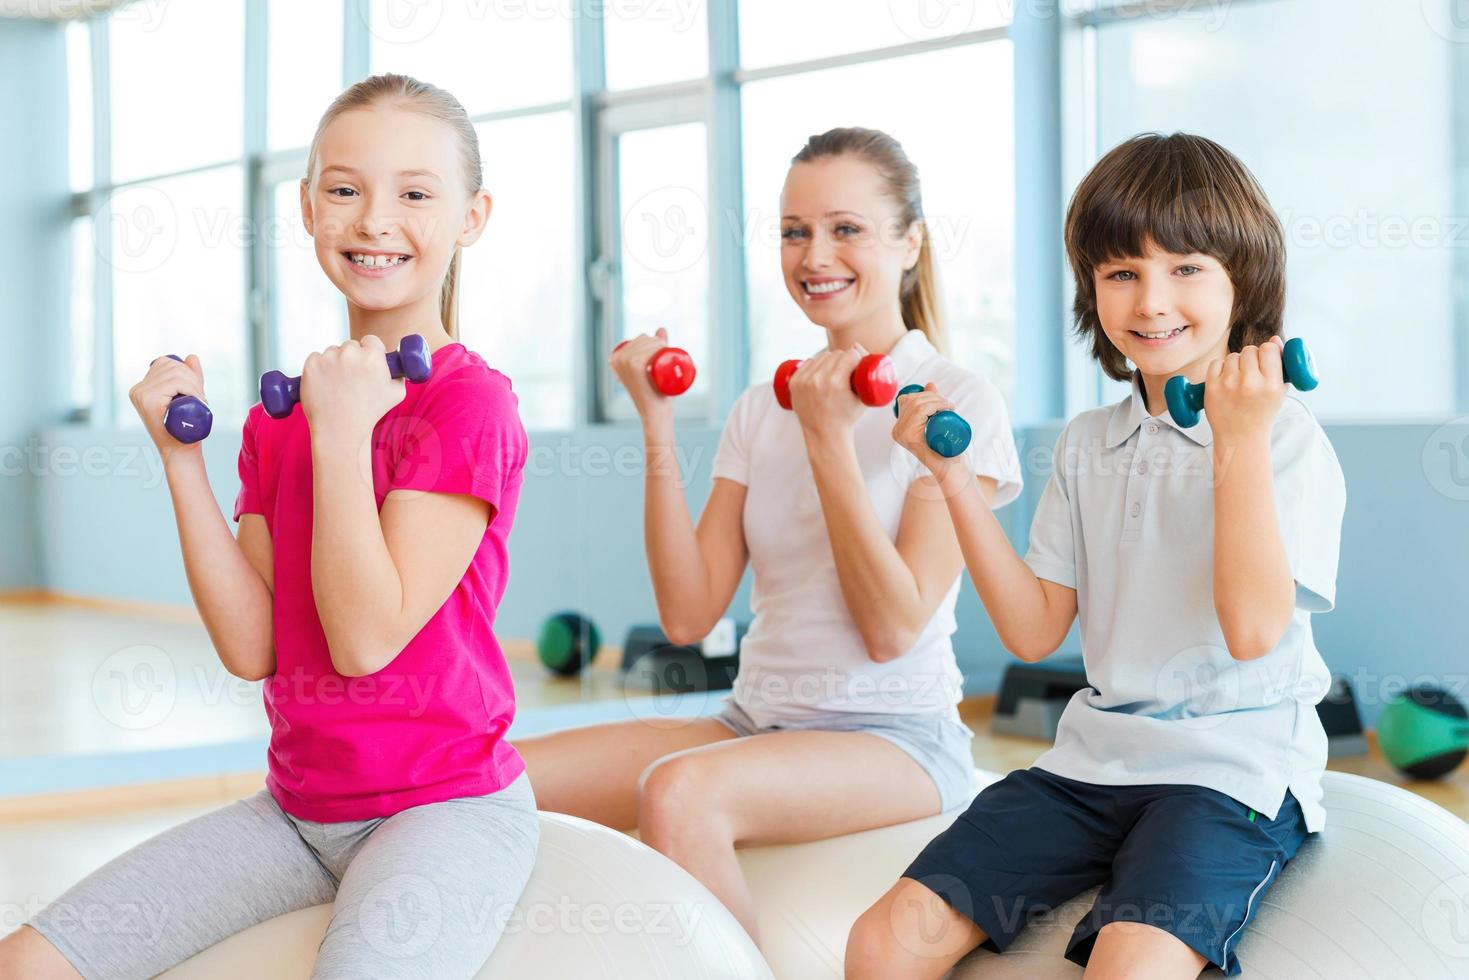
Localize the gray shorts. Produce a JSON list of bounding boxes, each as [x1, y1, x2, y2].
[[28, 771, 538, 980], [714, 698, 978, 812]]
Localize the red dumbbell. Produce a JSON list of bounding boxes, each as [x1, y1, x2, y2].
[[773, 354, 898, 411], [612, 339, 696, 397]]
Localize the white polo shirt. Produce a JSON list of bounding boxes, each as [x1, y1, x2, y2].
[[1024, 374, 1346, 832], [711, 328, 1023, 727]]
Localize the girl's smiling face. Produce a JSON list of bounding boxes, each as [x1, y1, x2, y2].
[[1093, 242, 1235, 383], [779, 155, 921, 333], [302, 104, 489, 315]]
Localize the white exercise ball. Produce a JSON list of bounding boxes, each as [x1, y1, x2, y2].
[[162, 811, 771, 979]]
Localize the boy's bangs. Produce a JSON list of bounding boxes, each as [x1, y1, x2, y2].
[[1076, 164, 1239, 270]]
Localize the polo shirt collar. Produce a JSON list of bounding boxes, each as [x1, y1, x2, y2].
[[884, 327, 936, 381], [1104, 372, 1214, 448]]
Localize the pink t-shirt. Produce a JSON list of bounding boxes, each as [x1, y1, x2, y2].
[[232, 341, 527, 822]]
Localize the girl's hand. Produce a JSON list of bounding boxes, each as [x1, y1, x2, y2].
[[1203, 336, 1286, 446], [129, 353, 207, 460], [609, 327, 675, 426], [300, 335, 406, 442], [892, 382, 963, 481], [788, 345, 867, 443]]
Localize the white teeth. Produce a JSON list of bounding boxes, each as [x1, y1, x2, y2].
[[348, 252, 410, 268], [805, 280, 852, 295], [1135, 326, 1185, 339]]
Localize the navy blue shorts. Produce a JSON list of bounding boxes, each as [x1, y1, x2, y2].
[[901, 767, 1310, 976]]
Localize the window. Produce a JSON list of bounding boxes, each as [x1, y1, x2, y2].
[[69, 216, 95, 412], [109, 167, 250, 423], [368, 0, 573, 113], [1088, 0, 1457, 416], [603, 2, 708, 90], [268, 0, 343, 151], [738, 0, 1009, 69], [108, 0, 244, 183], [741, 43, 1016, 399], [66, 22, 92, 193], [459, 113, 578, 430]]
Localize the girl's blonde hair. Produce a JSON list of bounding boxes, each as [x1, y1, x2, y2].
[[304, 73, 482, 340], [791, 127, 946, 354]]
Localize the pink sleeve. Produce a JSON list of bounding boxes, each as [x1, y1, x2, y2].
[[232, 407, 263, 522], [384, 371, 528, 516]]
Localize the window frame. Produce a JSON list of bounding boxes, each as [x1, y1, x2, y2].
[[68, 0, 1086, 433]]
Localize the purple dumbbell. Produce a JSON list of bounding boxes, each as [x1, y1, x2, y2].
[[160, 355, 214, 444], [260, 335, 433, 420]]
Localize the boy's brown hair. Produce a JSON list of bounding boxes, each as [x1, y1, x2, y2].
[[1064, 132, 1286, 381]]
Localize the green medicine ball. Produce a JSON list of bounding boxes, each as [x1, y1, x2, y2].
[[1378, 686, 1469, 781], [537, 611, 601, 677]]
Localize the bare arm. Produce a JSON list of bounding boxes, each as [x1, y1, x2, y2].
[[803, 429, 997, 662], [1206, 341, 1296, 661], [642, 410, 750, 645], [160, 454, 277, 680], [937, 469, 1077, 661], [309, 435, 490, 676], [892, 385, 1076, 662]]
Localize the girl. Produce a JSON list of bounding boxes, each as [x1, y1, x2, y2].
[[0, 74, 538, 979], [518, 127, 1022, 943], [849, 133, 1347, 979]]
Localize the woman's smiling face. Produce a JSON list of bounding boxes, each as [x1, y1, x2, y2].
[[302, 104, 482, 313], [779, 155, 921, 333]]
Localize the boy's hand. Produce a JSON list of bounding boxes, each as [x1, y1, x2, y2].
[[1203, 336, 1286, 446], [893, 382, 964, 483]]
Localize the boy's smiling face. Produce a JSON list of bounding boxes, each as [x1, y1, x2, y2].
[[1093, 241, 1236, 391]]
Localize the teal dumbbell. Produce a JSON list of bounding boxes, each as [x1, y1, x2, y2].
[[1164, 337, 1319, 429], [893, 384, 972, 458]]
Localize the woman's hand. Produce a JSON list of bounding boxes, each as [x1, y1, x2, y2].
[[129, 353, 207, 460], [788, 345, 867, 444], [300, 335, 406, 442], [893, 382, 961, 474], [609, 327, 675, 427], [1203, 335, 1286, 447]]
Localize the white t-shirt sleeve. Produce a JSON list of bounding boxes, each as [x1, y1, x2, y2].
[[1023, 423, 1078, 590], [712, 385, 759, 486], [1270, 400, 1346, 612]]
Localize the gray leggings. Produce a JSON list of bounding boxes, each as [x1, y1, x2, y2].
[[28, 771, 538, 980]]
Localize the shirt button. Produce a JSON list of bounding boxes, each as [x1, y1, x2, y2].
[[1147, 423, 1159, 434], [1130, 502, 1141, 518], [1137, 461, 1148, 475]]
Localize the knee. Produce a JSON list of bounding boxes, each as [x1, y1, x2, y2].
[[845, 903, 919, 979], [637, 755, 724, 840]]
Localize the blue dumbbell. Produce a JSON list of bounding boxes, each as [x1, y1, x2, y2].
[[893, 383, 972, 458], [1164, 337, 1319, 429], [260, 334, 432, 419], [158, 355, 213, 444]]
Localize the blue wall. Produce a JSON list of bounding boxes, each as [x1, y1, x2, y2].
[[27, 417, 1469, 722], [0, 19, 70, 590]]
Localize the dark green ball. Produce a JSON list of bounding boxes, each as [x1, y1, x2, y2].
[[1379, 686, 1468, 781], [536, 612, 601, 677]]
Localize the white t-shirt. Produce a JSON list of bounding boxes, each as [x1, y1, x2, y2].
[[711, 328, 1022, 726], [1023, 374, 1347, 833]]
